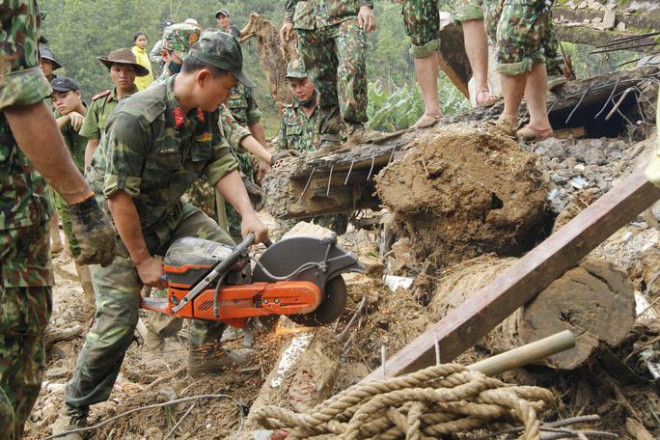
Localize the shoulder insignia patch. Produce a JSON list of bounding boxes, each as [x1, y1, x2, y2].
[[92, 90, 111, 101]]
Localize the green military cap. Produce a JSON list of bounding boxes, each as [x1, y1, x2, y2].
[[189, 30, 255, 87], [285, 58, 307, 79], [162, 22, 201, 60]]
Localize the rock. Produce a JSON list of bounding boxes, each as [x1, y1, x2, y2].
[[591, 17, 602, 24], [602, 10, 616, 29], [583, 148, 606, 166], [578, 1, 587, 9], [551, 169, 575, 185], [537, 138, 568, 161], [617, 21, 626, 31]]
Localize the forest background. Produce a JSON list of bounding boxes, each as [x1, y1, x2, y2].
[[40, 0, 633, 135]]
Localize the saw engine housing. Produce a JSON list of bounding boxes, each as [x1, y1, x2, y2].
[[140, 234, 361, 328]]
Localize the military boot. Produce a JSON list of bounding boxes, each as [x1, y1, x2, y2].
[[188, 347, 256, 375], [52, 405, 88, 440]]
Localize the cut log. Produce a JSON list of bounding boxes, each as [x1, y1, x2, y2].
[[360, 167, 660, 381], [430, 257, 636, 370], [263, 66, 659, 220]]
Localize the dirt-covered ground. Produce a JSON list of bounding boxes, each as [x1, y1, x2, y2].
[[24, 123, 660, 439]]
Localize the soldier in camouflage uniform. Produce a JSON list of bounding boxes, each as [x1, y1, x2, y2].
[[224, 83, 269, 241], [54, 31, 269, 439], [157, 24, 272, 233], [51, 77, 87, 256], [483, 0, 557, 141], [277, 59, 349, 235], [1, 3, 116, 439], [51, 77, 97, 301], [80, 48, 147, 168], [280, 0, 377, 148]]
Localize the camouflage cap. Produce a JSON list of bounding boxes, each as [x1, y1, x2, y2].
[[162, 23, 201, 60], [285, 58, 307, 79], [189, 30, 254, 87], [215, 8, 230, 18]]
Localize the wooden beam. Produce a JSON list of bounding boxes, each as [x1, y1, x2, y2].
[[362, 167, 660, 381]]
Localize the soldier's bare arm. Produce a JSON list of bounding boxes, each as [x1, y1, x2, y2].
[[215, 170, 269, 244], [6, 101, 92, 204], [107, 190, 165, 288], [240, 133, 272, 164], [84, 138, 101, 169]]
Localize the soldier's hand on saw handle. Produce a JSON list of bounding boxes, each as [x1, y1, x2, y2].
[[136, 256, 167, 289], [241, 212, 269, 245], [68, 194, 117, 267]]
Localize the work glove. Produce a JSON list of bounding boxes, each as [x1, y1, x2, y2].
[[270, 149, 300, 167], [242, 177, 266, 212], [69, 194, 117, 267]]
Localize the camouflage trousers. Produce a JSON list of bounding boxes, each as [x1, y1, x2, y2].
[[0, 222, 53, 440], [401, 0, 441, 58], [64, 204, 233, 410], [455, 0, 485, 22], [297, 18, 368, 139], [182, 177, 217, 221], [484, 0, 563, 76]]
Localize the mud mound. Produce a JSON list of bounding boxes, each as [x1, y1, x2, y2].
[[376, 125, 550, 267]]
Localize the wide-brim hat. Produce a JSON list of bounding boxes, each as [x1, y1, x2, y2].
[[98, 48, 149, 77], [39, 45, 62, 70]]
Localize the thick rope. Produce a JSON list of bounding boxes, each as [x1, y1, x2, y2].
[[253, 363, 555, 440]]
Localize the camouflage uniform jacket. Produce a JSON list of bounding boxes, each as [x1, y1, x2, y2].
[[226, 84, 262, 128], [0, 0, 53, 230], [79, 85, 139, 140], [89, 75, 239, 231], [278, 101, 320, 153], [154, 68, 252, 151], [285, 0, 374, 29]]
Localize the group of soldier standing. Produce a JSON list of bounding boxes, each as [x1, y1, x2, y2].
[[2, 0, 570, 439]]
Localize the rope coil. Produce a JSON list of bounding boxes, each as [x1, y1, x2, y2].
[[254, 363, 555, 440]]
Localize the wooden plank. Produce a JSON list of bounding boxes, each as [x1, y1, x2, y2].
[[362, 167, 660, 381]]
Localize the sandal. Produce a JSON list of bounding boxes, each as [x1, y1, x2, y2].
[[517, 124, 553, 142], [475, 90, 498, 108], [412, 113, 444, 129]]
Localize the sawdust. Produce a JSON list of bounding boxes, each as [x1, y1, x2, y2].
[[376, 124, 551, 267]]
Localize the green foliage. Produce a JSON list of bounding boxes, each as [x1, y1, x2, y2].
[[367, 81, 424, 132], [367, 73, 470, 132]]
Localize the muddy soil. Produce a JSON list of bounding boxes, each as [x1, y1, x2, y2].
[[376, 125, 551, 267]]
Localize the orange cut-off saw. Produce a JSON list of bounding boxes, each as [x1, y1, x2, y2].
[[140, 233, 362, 328]]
